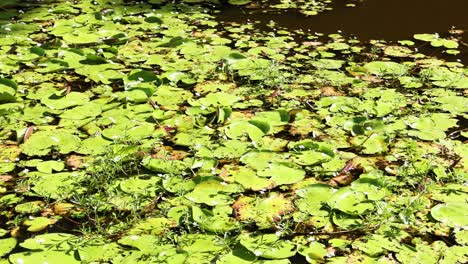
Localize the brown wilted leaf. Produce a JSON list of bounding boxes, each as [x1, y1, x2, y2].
[[0, 175, 13, 182], [360, 75, 383, 83], [303, 41, 323, 46], [168, 150, 189, 160], [321, 86, 344, 97], [329, 173, 356, 187], [329, 158, 363, 186], [10, 227, 21, 238], [66, 155, 85, 170]]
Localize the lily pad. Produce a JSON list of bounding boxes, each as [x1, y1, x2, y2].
[[257, 163, 305, 185], [364, 61, 408, 76], [298, 242, 327, 263], [431, 203, 468, 227], [295, 184, 335, 216], [185, 177, 242, 206], [232, 193, 294, 228], [192, 206, 240, 232], [239, 234, 296, 259], [41, 92, 90, 110], [15, 201, 45, 214], [0, 237, 17, 257], [327, 187, 374, 215], [23, 217, 57, 232], [21, 129, 81, 156]]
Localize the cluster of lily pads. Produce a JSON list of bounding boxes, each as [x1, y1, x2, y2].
[[0, 0, 467, 263]]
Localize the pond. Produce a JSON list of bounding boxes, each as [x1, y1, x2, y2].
[[0, 0, 467, 263]]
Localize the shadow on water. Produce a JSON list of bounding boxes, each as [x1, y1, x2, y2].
[[217, 0, 468, 62]]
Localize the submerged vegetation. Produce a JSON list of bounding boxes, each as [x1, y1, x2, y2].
[[0, 0, 467, 263]]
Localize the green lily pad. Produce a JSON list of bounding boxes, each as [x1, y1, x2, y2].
[[60, 103, 102, 120], [0, 237, 17, 257], [179, 234, 224, 253], [102, 122, 155, 141], [15, 201, 45, 214], [76, 136, 112, 155], [9, 250, 80, 264], [298, 242, 327, 263], [225, 121, 268, 142], [430, 184, 468, 203], [29, 172, 85, 199], [142, 157, 190, 174], [292, 150, 333, 166], [331, 212, 363, 229], [185, 177, 242, 206], [233, 193, 294, 228], [118, 234, 161, 252], [217, 244, 257, 264], [0, 78, 17, 103], [78, 240, 122, 263], [23, 217, 57, 232], [432, 95, 468, 114], [364, 61, 408, 76], [20, 233, 77, 250], [431, 203, 468, 227], [257, 163, 305, 185], [21, 129, 81, 156], [396, 240, 447, 264], [222, 166, 275, 191], [119, 176, 161, 196], [240, 151, 286, 171], [295, 184, 335, 216], [228, 0, 252, 5], [239, 234, 296, 259], [41, 92, 90, 110], [190, 92, 240, 107], [36, 160, 65, 173], [0, 162, 15, 174], [327, 187, 374, 215], [414, 34, 459, 49], [192, 206, 240, 232], [454, 230, 468, 245], [127, 217, 177, 235]]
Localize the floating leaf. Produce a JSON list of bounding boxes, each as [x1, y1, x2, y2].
[[327, 187, 374, 215], [192, 206, 240, 232], [364, 61, 408, 76], [431, 203, 468, 227], [257, 163, 305, 185], [23, 217, 57, 232], [239, 234, 296, 259], [225, 121, 267, 142], [0, 237, 17, 257], [185, 177, 242, 206], [0, 78, 17, 103], [15, 201, 45, 214], [21, 129, 81, 156], [233, 193, 294, 228], [36, 160, 65, 173], [298, 242, 327, 263], [41, 92, 89, 110], [29, 172, 85, 199], [9, 250, 80, 264], [295, 184, 335, 216]]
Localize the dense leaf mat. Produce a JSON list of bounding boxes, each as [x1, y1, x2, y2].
[[0, 0, 467, 263]]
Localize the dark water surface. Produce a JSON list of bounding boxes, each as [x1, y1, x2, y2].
[[218, 0, 468, 40], [217, 0, 468, 61]]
